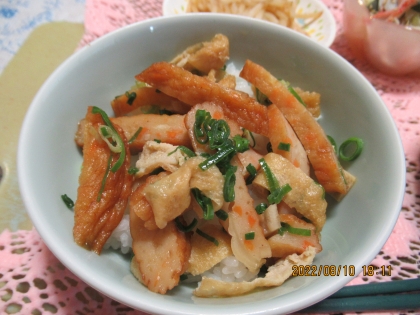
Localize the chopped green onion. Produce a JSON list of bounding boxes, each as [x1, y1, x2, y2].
[[92, 106, 126, 173], [259, 158, 278, 192], [193, 109, 211, 144], [168, 146, 196, 158], [245, 232, 255, 240], [98, 125, 123, 153], [191, 188, 214, 220], [97, 154, 113, 202], [287, 85, 306, 107], [208, 119, 230, 150], [327, 135, 337, 154], [61, 194, 74, 209], [175, 217, 198, 232], [255, 203, 268, 215], [128, 126, 143, 144], [278, 222, 312, 236], [242, 128, 256, 148], [245, 163, 257, 185], [128, 167, 139, 175], [268, 184, 292, 205], [259, 158, 292, 204], [223, 165, 237, 202], [125, 91, 137, 105], [154, 139, 161, 143], [339, 137, 364, 161], [196, 228, 219, 246], [232, 135, 250, 153], [255, 88, 272, 106], [215, 210, 229, 221], [198, 142, 236, 171], [278, 142, 291, 152]]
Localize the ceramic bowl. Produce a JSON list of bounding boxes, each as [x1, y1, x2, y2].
[[343, 0, 420, 76], [18, 14, 405, 315]]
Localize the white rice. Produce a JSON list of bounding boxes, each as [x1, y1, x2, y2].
[[225, 63, 254, 96], [103, 214, 132, 255], [201, 256, 259, 282]]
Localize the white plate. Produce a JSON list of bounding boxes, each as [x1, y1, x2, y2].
[[162, 0, 337, 47]]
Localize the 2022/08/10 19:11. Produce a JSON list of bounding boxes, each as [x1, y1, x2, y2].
[[292, 265, 393, 277]]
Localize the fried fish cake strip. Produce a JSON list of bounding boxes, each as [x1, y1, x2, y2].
[[73, 107, 133, 254], [240, 60, 348, 195], [135, 62, 269, 136]]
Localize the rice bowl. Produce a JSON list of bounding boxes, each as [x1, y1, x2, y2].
[[18, 14, 405, 314]]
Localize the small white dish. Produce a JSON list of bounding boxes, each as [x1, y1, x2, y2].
[[162, 0, 337, 47]]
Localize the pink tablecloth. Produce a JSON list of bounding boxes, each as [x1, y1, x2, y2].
[[1, 0, 419, 314]]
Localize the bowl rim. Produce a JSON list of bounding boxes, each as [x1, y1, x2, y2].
[[17, 13, 406, 315]]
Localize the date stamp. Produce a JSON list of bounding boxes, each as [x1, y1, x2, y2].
[[292, 265, 392, 277]]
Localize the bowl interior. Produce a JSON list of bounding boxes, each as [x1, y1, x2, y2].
[[18, 14, 405, 315]]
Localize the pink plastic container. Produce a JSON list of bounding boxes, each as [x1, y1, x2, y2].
[[343, 0, 420, 76]]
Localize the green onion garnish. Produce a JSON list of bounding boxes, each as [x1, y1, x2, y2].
[[191, 188, 214, 220], [128, 167, 139, 175], [198, 142, 236, 171], [98, 125, 123, 153], [245, 232, 255, 240], [223, 165, 237, 202], [128, 126, 143, 144], [175, 217, 198, 233], [259, 158, 292, 204], [278, 142, 291, 152], [287, 85, 307, 107], [232, 135, 250, 153], [215, 210, 229, 221], [168, 146, 196, 158], [278, 222, 312, 236], [196, 228, 219, 246], [61, 194, 74, 209], [267, 184, 292, 205], [92, 106, 126, 173], [255, 88, 272, 106], [327, 135, 337, 154], [193, 109, 211, 144], [339, 137, 364, 161], [245, 163, 257, 185], [154, 139, 161, 143], [97, 154, 113, 202], [255, 203, 268, 215], [208, 119, 230, 150], [242, 128, 256, 148], [125, 91, 136, 105]]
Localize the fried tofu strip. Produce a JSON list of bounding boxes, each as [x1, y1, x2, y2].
[[112, 86, 191, 117], [130, 206, 191, 294], [75, 114, 190, 154], [240, 60, 348, 195], [268, 214, 322, 258], [253, 153, 327, 231], [135, 62, 269, 136], [73, 107, 133, 254], [187, 224, 232, 276], [171, 33, 229, 74], [193, 246, 316, 297], [143, 156, 224, 229]]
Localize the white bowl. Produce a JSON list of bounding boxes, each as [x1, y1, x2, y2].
[[18, 14, 405, 315], [162, 0, 337, 47]]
